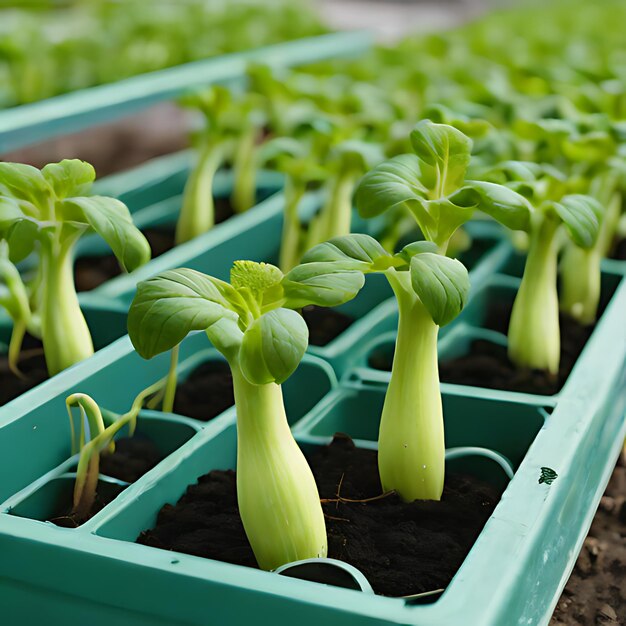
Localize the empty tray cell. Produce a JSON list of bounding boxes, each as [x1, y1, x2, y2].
[[298, 385, 545, 470]]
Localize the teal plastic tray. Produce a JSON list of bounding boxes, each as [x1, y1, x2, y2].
[[0, 227, 623, 625], [0, 31, 372, 153]]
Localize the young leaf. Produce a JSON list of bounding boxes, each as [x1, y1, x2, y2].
[[282, 263, 365, 309], [355, 154, 427, 219], [551, 194, 603, 248], [60, 196, 151, 272], [0, 162, 54, 209], [42, 159, 95, 199], [300, 234, 391, 270], [128, 269, 241, 359], [410, 253, 470, 326], [239, 309, 308, 385], [282, 234, 395, 308], [449, 180, 532, 231], [409, 120, 472, 195]]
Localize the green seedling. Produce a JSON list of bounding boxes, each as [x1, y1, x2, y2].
[[0, 159, 150, 376], [127, 259, 363, 569], [353, 121, 531, 501]]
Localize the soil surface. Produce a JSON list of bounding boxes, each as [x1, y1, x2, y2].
[[138, 434, 501, 597], [73, 197, 235, 291], [302, 305, 355, 347], [99, 436, 163, 483], [611, 239, 626, 261], [50, 436, 163, 528], [50, 482, 125, 529], [439, 300, 597, 395], [551, 455, 626, 625], [172, 360, 234, 422], [0, 336, 48, 405]]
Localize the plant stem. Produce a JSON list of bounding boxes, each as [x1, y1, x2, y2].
[[322, 171, 355, 241], [559, 244, 601, 326], [508, 215, 560, 374], [231, 126, 258, 214], [40, 236, 93, 376], [162, 344, 179, 414], [378, 269, 445, 502], [279, 177, 305, 272], [176, 143, 224, 244], [231, 363, 327, 570]]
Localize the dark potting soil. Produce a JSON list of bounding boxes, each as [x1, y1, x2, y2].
[[302, 305, 354, 347], [611, 238, 626, 261], [368, 300, 599, 395], [172, 360, 234, 421], [73, 197, 235, 292], [50, 482, 125, 529], [50, 436, 162, 528], [0, 336, 48, 405], [99, 436, 163, 483], [439, 300, 597, 395], [137, 434, 501, 597], [550, 454, 626, 625]]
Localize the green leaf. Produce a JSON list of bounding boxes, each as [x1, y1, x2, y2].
[[60, 196, 150, 272], [0, 162, 53, 209], [410, 253, 470, 326], [41, 160, 95, 199], [409, 120, 472, 195], [128, 269, 241, 359], [282, 263, 364, 310], [5, 220, 39, 263], [394, 240, 438, 265], [552, 194, 603, 248], [449, 180, 532, 232], [239, 309, 308, 385], [231, 260, 283, 293], [334, 140, 383, 174], [0, 196, 38, 262], [355, 154, 427, 218], [300, 234, 391, 270]]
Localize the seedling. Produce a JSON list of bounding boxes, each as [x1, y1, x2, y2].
[[353, 121, 531, 500], [176, 87, 238, 244], [483, 160, 603, 372], [0, 159, 150, 376], [127, 259, 363, 569]]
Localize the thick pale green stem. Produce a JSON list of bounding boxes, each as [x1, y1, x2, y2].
[[322, 172, 355, 241], [559, 245, 601, 326], [378, 270, 444, 502], [508, 216, 560, 374], [231, 127, 258, 214], [232, 364, 327, 570], [279, 178, 305, 273], [40, 238, 93, 376], [176, 144, 223, 244]]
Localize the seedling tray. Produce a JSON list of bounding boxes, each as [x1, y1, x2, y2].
[[0, 226, 623, 624]]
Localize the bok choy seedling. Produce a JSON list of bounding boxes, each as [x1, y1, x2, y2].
[[483, 160, 603, 372], [295, 234, 469, 502], [127, 259, 363, 569], [351, 121, 531, 501], [0, 159, 150, 376], [176, 86, 238, 244]]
